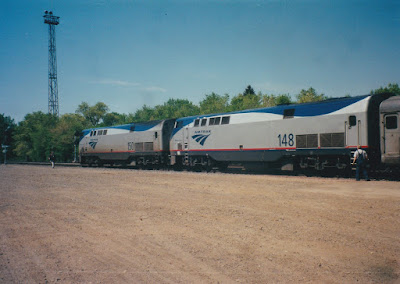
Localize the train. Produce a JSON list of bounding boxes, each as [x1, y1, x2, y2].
[[79, 93, 400, 174]]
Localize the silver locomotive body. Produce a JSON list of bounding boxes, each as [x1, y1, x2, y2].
[[170, 94, 396, 171], [78, 93, 399, 173], [79, 119, 175, 167]]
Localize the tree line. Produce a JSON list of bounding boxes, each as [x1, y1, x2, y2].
[[1, 83, 399, 163]]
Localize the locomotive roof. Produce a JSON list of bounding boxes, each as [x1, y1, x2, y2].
[[175, 94, 372, 125], [380, 95, 400, 113], [82, 120, 163, 133]]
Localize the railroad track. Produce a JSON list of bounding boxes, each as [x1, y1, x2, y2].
[[4, 161, 81, 167], [4, 161, 399, 181]]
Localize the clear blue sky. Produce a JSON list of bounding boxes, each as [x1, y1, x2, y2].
[[1, 0, 399, 122]]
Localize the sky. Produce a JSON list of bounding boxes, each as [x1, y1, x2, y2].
[[1, 0, 399, 122]]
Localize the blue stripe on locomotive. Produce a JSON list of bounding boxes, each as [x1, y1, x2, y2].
[[81, 120, 162, 141], [171, 95, 368, 136], [248, 95, 367, 117]]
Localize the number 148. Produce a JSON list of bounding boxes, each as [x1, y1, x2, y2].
[[277, 134, 294, 147]]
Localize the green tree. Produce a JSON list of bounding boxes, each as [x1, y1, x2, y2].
[[276, 94, 292, 105], [0, 114, 16, 161], [243, 85, 256, 96], [199, 93, 230, 114], [370, 83, 400, 96], [229, 92, 262, 111], [261, 93, 293, 107], [51, 113, 86, 162], [0, 114, 15, 146], [131, 105, 156, 122], [102, 112, 129, 126], [296, 87, 326, 103], [153, 99, 200, 120], [261, 94, 277, 107], [13, 112, 58, 162], [75, 102, 109, 126]]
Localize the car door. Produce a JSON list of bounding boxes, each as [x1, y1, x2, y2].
[[383, 114, 399, 155], [345, 115, 360, 147]]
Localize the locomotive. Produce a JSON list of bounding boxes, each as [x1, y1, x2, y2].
[[79, 93, 400, 173], [79, 119, 175, 167]]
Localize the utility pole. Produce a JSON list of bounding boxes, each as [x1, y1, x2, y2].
[[2, 145, 9, 165], [43, 11, 60, 116], [2, 126, 10, 165]]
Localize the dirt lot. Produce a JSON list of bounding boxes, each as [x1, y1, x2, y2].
[[0, 165, 399, 283]]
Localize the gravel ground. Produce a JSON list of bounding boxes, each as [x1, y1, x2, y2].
[[0, 165, 399, 283]]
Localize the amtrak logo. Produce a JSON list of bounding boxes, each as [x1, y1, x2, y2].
[[192, 134, 210, 146], [89, 140, 98, 149]]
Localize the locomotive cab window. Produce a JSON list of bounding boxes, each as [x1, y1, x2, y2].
[[130, 125, 135, 132], [175, 121, 183, 128], [283, 109, 295, 119], [103, 130, 107, 135], [386, 115, 398, 129], [221, 116, 230, 125], [214, 117, 221, 125], [194, 119, 200, 127], [201, 119, 207, 126], [349, 115, 357, 127], [209, 118, 215, 126], [98, 130, 103, 135]]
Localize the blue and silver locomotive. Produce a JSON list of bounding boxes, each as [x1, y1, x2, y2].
[[80, 93, 400, 173]]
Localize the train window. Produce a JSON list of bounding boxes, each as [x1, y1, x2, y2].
[[103, 130, 107, 135], [194, 119, 200, 127], [214, 117, 221, 125], [209, 118, 215, 126], [90, 131, 93, 136], [175, 121, 183, 128], [94, 131, 97, 136], [221, 116, 230, 125], [201, 119, 207, 126], [283, 109, 295, 119], [155, 132, 158, 139], [349, 115, 357, 127], [98, 130, 103, 135], [130, 125, 135, 132], [386, 115, 398, 129]]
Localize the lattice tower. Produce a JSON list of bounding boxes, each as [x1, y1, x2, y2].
[[43, 11, 60, 116]]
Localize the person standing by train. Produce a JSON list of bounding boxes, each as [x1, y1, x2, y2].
[[49, 151, 56, 169], [352, 146, 370, 181]]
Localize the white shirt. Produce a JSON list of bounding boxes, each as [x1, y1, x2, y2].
[[354, 149, 367, 160]]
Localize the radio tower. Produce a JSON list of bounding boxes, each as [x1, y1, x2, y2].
[[43, 11, 60, 116]]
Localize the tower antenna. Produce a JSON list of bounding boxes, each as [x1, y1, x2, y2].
[[43, 10, 60, 116]]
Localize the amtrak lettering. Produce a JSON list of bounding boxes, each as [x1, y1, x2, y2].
[[194, 130, 211, 134]]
